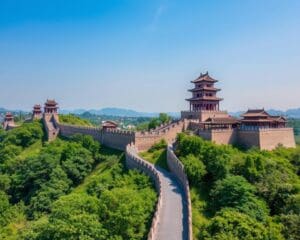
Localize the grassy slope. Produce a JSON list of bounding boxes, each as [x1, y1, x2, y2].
[[59, 114, 93, 126], [73, 147, 123, 194], [190, 183, 214, 239], [139, 148, 169, 170], [16, 141, 43, 161]]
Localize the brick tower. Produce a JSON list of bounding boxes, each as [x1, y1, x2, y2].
[[32, 104, 42, 120], [2, 112, 16, 130]]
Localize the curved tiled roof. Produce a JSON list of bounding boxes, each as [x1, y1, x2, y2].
[[191, 72, 218, 83]]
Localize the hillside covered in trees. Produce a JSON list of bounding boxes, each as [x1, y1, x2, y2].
[[0, 121, 157, 239], [175, 133, 300, 240]]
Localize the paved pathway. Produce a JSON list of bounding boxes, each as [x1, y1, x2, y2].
[[155, 166, 188, 240]]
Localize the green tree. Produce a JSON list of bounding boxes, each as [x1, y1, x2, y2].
[[159, 113, 171, 124], [279, 214, 300, 240], [200, 209, 283, 240], [61, 143, 94, 184], [26, 194, 107, 240], [210, 175, 269, 221], [99, 188, 156, 239], [181, 154, 207, 185]]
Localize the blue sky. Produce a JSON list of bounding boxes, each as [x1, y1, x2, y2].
[[0, 0, 299, 112]]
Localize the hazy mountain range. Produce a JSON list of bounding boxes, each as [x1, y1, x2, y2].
[[60, 108, 181, 118], [1, 107, 300, 119]]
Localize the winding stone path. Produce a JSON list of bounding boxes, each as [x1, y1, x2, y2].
[[155, 166, 188, 240]]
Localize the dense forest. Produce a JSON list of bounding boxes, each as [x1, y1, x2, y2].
[[0, 121, 157, 239], [175, 133, 300, 240]]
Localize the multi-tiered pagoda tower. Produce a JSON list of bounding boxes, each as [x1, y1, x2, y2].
[[181, 72, 229, 121], [44, 100, 58, 114], [2, 112, 16, 130], [186, 72, 222, 111], [32, 104, 42, 120]]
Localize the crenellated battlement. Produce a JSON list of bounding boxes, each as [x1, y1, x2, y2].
[[104, 128, 135, 136], [125, 144, 162, 239]]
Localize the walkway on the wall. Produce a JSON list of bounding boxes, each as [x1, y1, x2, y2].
[[155, 166, 188, 240]]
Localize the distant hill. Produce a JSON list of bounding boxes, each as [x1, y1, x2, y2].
[[1, 106, 300, 118], [61, 107, 180, 118]]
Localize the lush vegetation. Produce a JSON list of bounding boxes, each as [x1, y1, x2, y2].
[[139, 140, 169, 170], [175, 133, 300, 240], [0, 121, 157, 239], [59, 114, 93, 126], [136, 113, 172, 131]]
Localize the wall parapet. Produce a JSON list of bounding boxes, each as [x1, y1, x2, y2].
[[57, 122, 101, 131], [104, 128, 135, 136], [125, 144, 162, 240], [166, 145, 193, 240]]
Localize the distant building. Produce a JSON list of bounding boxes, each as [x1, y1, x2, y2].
[[181, 72, 296, 150], [32, 104, 42, 120], [2, 112, 17, 130], [102, 120, 118, 130], [1, 73, 296, 151], [43, 99, 59, 141], [240, 109, 287, 129], [44, 99, 58, 114]]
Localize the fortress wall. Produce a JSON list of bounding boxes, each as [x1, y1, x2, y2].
[[58, 123, 102, 142], [135, 133, 162, 152], [188, 121, 200, 131], [237, 130, 260, 149], [167, 145, 193, 240], [198, 130, 212, 141], [259, 128, 296, 150], [211, 129, 237, 145], [102, 129, 135, 151], [43, 114, 59, 141], [125, 145, 162, 240], [57, 122, 134, 150], [135, 120, 186, 152]]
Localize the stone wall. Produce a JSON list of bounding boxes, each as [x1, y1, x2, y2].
[[198, 130, 212, 141], [196, 127, 295, 150], [57, 120, 188, 151], [198, 129, 237, 145], [259, 128, 296, 150], [58, 123, 102, 141], [102, 129, 135, 150], [166, 145, 193, 240], [43, 114, 59, 141], [135, 120, 188, 151], [58, 123, 134, 150], [237, 130, 261, 149], [125, 144, 162, 240], [211, 129, 237, 145]]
